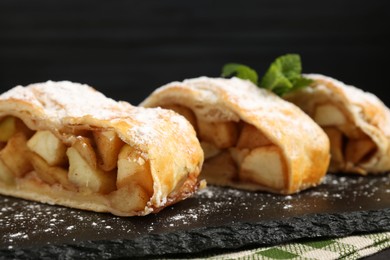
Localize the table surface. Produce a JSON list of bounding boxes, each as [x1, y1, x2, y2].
[[1, 173, 390, 258]]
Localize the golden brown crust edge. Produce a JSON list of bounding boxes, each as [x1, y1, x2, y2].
[[0, 81, 204, 216]]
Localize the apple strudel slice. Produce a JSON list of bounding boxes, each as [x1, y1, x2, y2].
[[284, 74, 390, 174], [141, 77, 330, 194], [0, 81, 203, 216]]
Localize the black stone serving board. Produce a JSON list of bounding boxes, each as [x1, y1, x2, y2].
[[1, 173, 390, 259]]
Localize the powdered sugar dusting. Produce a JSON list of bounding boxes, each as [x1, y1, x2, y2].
[[306, 74, 386, 108], [1, 173, 389, 250], [0, 200, 139, 249], [160, 173, 390, 227], [0, 81, 132, 121], [128, 106, 194, 147], [183, 77, 289, 112]]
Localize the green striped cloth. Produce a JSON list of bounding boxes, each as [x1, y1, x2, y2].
[[191, 231, 390, 260]]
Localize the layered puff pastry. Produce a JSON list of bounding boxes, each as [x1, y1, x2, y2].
[[141, 77, 330, 194], [0, 81, 203, 216], [284, 74, 390, 174]]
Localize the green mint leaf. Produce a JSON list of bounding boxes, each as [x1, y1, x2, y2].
[[221, 54, 312, 96], [277, 54, 302, 82], [260, 54, 300, 91], [260, 64, 293, 93], [260, 54, 313, 96], [221, 63, 258, 85], [290, 77, 314, 92]]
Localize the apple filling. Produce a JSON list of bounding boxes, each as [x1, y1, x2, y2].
[[0, 116, 154, 213], [162, 104, 287, 191], [314, 103, 377, 171]]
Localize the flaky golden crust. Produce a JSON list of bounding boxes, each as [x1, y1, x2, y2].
[[285, 74, 390, 174], [141, 77, 330, 194], [0, 81, 203, 216]]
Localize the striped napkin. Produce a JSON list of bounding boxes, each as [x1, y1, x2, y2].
[[189, 231, 390, 260]]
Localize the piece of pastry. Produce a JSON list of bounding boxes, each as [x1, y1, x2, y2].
[[0, 81, 203, 216], [141, 76, 330, 194], [284, 74, 390, 174]]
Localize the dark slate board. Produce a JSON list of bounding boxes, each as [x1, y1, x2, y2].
[[0, 173, 390, 259]]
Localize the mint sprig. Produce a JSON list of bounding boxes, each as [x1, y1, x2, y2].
[[221, 63, 258, 85], [221, 54, 312, 96]]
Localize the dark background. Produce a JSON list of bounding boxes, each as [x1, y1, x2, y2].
[[0, 0, 389, 105]]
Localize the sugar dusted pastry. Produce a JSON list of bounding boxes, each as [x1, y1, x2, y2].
[[284, 74, 390, 174], [141, 77, 330, 194], [0, 81, 203, 216]]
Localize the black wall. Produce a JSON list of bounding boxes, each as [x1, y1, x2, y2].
[[1, 0, 389, 105]]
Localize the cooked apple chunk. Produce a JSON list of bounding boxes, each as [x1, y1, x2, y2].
[[0, 116, 15, 142], [229, 147, 250, 167], [93, 130, 124, 171], [109, 185, 150, 213], [345, 138, 376, 164], [72, 136, 98, 169], [27, 130, 67, 166], [0, 160, 15, 185], [338, 125, 366, 139], [201, 151, 237, 182], [162, 104, 198, 130], [240, 146, 285, 190], [200, 141, 221, 159], [323, 127, 344, 165], [314, 104, 347, 126], [237, 123, 272, 149], [30, 152, 75, 190], [117, 144, 153, 195], [197, 120, 238, 148], [0, 116, 33, 142], [67, 147, 116, 194], [0, 133, 32, 177]]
